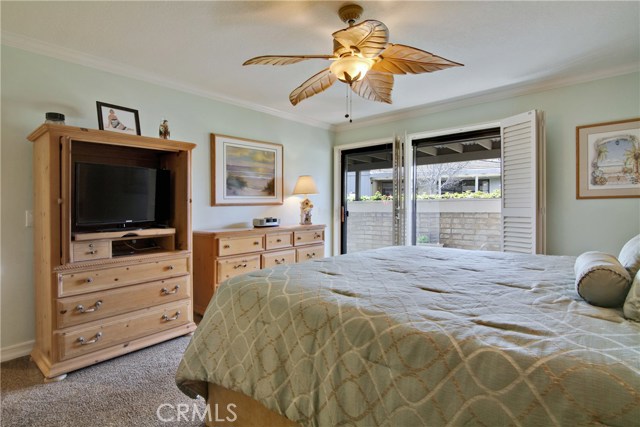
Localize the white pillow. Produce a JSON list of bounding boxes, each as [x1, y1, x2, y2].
[[575, 251, 631, 308], [618, 234, 640, 277], [623, 269, 640, 322]]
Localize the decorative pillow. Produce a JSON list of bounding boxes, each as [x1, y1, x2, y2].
[[623, 270, 640, 322], [618, 234, 640, 277], [575, 251, 631, 308]]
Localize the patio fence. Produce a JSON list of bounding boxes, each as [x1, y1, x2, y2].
[[346, 199, 501, 253]]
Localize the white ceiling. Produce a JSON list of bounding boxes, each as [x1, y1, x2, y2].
[[2, 1, 639, 129]]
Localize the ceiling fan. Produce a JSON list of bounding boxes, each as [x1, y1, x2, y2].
[[243, 4, 463, 110]]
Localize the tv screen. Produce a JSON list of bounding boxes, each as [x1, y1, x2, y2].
[[74, 162, 170, 229]]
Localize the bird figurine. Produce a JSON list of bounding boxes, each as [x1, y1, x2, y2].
[[159, 119, 170, 139]]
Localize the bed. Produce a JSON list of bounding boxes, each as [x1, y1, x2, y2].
[[176, 246, 640, 426]]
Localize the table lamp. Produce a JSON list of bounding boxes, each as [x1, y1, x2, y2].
[[292, 175, 318, 225]]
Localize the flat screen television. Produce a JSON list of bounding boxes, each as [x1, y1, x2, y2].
[[74, 162, 170, 231]]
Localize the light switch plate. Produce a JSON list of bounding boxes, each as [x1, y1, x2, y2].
[[25, 210, 33, 228]]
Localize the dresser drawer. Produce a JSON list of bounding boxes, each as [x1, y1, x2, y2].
[[56, 275, 190, 328], [217, 255, 260, 282], [55, 300, 191, 361], [71, 241, 111, 262], [265, 232, 293, 250], [58, 257, 189, 297], [294, 230, 324, 246], [296, 246, 325, 263], [262, 250, 296, 268], [218, 236, 264, 256]]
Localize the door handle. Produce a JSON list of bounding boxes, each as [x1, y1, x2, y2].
[[341, 206, 349, 222]]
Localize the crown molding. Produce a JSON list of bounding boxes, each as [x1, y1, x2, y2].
[[3, 31, 637, 135], [0, 31, 333, 131], [331, 63, 640, 133]]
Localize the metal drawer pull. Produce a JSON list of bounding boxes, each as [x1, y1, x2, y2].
[[275, 258, 286, 264], [162, 311, 181, 321], [234, 263, 248, 269], [85, 278, 94, 283], [276, 238, 282, 243], [297, 236, 302, 240], [314, 233, 322, 239], [78, 332, 102, 345], [167, 265, 175, 270], [253, 241, 260, 245], [161, 285, 180, 295], [76, 300, 102, 313], [307, 253, 316, 258], [86, 250, 98, 255], [223, 244, 231, 249], [88, 243, 94, 248]]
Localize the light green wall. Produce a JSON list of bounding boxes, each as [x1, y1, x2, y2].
[[0, 46, 334, 350], [2, 45, 639, 352], [336, 72, 640, 257]]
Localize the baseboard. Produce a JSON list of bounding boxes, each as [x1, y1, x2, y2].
[[1, 340, 34, 362]]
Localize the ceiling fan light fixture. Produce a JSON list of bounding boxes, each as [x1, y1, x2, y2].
[[329, 55, 374, 84], [243, 5, 463, 112]]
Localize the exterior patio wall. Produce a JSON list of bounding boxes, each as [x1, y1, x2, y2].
[[346, 199, 501, 253]]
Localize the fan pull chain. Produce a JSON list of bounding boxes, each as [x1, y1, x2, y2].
[[345, 85, 353, 123], [349, 87, 353, 123], [345, 85, 350, 121]]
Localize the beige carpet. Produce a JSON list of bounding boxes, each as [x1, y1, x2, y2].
[[1, 336, 206, 426]]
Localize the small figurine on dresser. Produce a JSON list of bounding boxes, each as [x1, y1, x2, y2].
[[301, 198, 314, 225], [159, 119, 170, 139]]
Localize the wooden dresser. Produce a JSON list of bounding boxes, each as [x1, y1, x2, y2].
[[28, 124, 196, 380], [193, 224, 325, 314]]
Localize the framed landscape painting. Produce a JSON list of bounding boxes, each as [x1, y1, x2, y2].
[[211, 134, 283, 206], [576, 118, 640, 199]]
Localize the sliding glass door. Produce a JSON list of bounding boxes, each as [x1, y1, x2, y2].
[[334, 110, 545, 256], [340, 139, 404, 254], [411, 127, 503, 251], [408, 110, 545, 254]]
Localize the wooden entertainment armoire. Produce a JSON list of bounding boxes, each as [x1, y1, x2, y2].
[[28, 124, 196, 381]]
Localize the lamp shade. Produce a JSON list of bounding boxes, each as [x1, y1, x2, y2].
[[292, 175, 318, 195]]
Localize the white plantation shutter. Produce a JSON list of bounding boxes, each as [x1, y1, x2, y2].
[[500, 110, 546, 254]]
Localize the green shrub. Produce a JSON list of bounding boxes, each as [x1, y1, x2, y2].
[[416, 189, 501, 200], [351, 191, 393, 201], [348, 189, 501, 202]]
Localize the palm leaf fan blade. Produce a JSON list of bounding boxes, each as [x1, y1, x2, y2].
[[351, 71, 393, 104], [332, 20, 389, 58], [371, 44, 463, 75], [243, 55, 334, 66], [289, 68, 337, 106]]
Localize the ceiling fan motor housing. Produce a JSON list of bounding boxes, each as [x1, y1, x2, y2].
[[338, 4, 363, 25]]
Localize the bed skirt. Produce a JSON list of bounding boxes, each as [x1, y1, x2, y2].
[[206, 383, 298, 427]]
